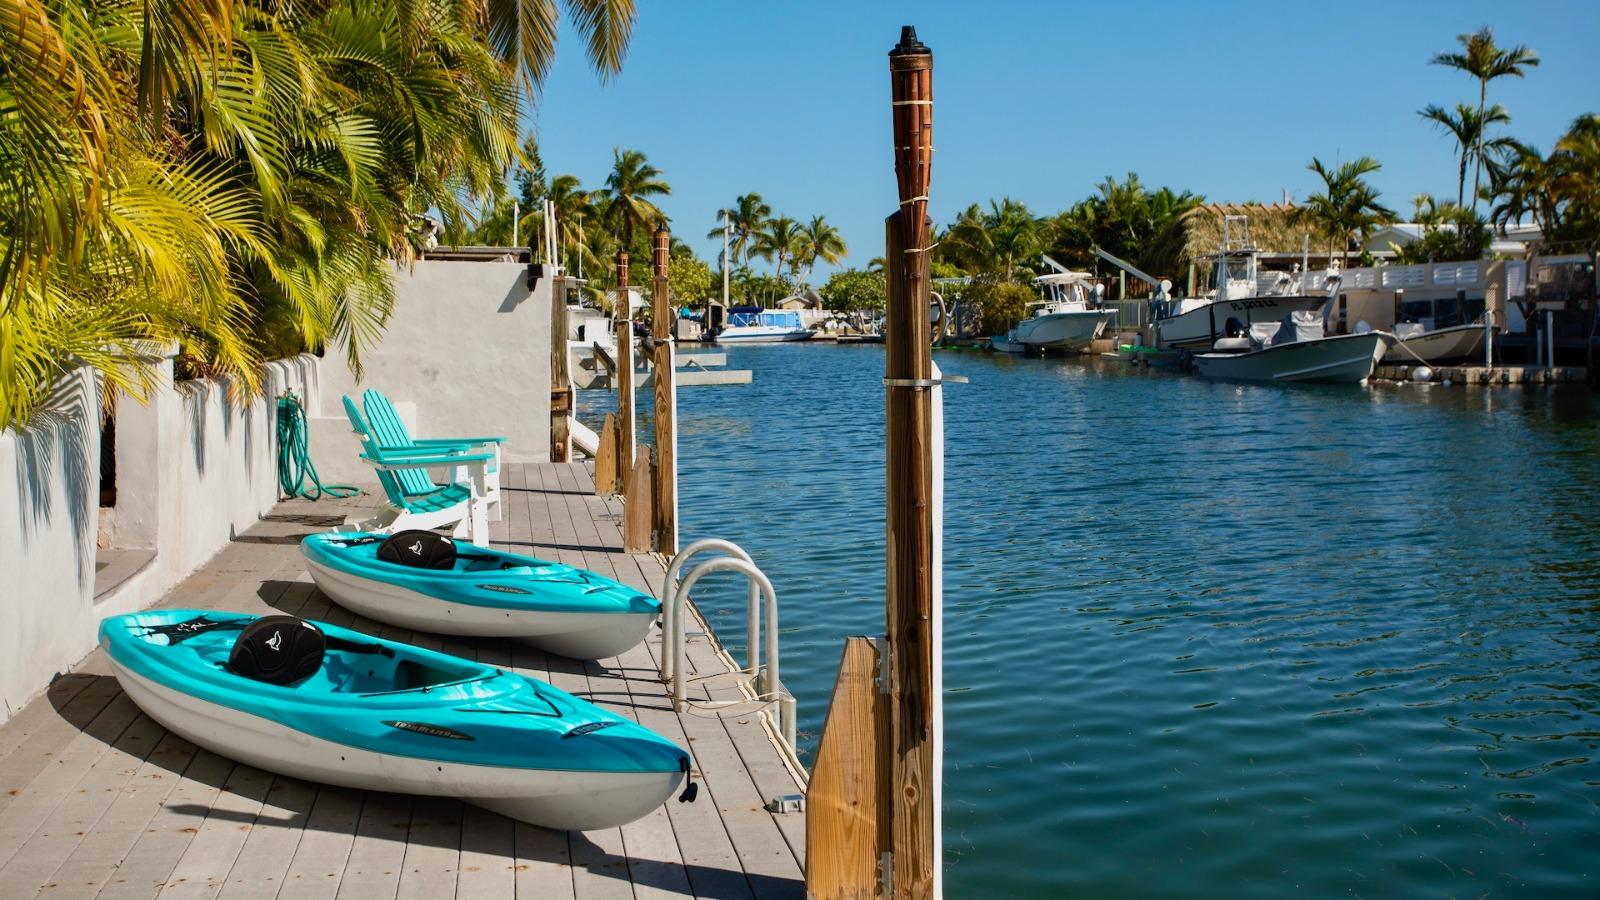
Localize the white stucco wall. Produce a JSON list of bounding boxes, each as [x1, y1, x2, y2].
[[310, 259, 553, 484], [0, 354, 321, 722], [0, 368, 102, 721]]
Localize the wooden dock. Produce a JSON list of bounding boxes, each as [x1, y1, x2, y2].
[[0, 462, 805, 899]]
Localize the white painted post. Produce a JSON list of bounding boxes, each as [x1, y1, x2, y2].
[[1484, 309, 1494, 370]]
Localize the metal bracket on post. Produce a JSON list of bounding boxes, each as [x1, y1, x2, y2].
[[874, 636, 891, 694], [879, 852, 894, 898]]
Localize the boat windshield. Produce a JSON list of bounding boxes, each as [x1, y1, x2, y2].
[[728, 310, 804, 329]]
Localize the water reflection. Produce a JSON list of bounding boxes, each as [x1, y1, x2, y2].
[[585, 346, 1600, 898]]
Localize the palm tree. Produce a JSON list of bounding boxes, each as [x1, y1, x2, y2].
[[1419, 102, 1511, 207], [944, 199, 1042, 281], [1296, 156, 1397, 267], [1, 0, 639, 429], [598, 147, 670, 251], [1432, 27, 1539, 209], [795, 216, 848, 285], [707, 193, 771, 269], [753, 216, 804, 286]]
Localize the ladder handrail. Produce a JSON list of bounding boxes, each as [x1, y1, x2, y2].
[[661, 539, 756, 683], [660, 543, 796, 750]]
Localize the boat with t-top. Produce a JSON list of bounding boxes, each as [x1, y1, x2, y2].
[[990, 270, 1114, 354], [1153, 215, 1333, 351]]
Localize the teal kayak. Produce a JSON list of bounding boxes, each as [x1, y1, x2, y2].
[[301, 532, 660, 659], [100, 609, 690, 830]]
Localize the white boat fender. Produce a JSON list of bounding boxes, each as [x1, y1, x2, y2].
[[1212, 336, 1251, 352], [1412, 366, 1434, 383]]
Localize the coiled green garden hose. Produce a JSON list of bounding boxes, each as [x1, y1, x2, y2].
[[276, 391, 360, 500]]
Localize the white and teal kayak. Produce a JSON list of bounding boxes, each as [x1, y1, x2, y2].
[[100, 609, 690, 830], [301, 532, 659, 659]]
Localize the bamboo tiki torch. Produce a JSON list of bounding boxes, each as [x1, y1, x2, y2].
[[884, 24, 936, 898]]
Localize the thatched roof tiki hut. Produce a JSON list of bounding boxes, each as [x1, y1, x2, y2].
[[1177, 204, 1322, 294]]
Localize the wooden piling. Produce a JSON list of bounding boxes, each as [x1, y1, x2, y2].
[[615, 252, 636, 499], [651, 226, 678, 554], [805, 637, 888, 897], [551, 273, 572, 462], [623, 446, 653, 552], [595, 413, 619, 495], [883, 25, 937, 899]]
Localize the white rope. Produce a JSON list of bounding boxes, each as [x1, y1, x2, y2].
[[891, 99, 933, 106]]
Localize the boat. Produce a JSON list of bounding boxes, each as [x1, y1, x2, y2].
[[990, 271, 1114, 353], [1192, 311, 1392, 384], [715, 307, 814, 343], [1385, 294, 1496, 363], [1152, 215, 1333, 351], [1388, 322, 1492, 364], [301, 531, 660, 659], [100, 609, 690, 830]]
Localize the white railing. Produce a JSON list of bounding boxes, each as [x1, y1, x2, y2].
[[1381, 266, 1427, 288], [660, 539, 797, 751]]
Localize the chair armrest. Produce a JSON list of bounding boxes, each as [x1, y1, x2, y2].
[[361, 452, 492, 471], [372, 444, 468, 456], [410, 436, 507, 446]]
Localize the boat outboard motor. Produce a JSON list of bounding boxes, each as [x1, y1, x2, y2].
[[228, 616, 326, 685], [378, 530, 458, 570]]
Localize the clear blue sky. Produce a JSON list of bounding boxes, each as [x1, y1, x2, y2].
[[529, 0, 1600, 276]]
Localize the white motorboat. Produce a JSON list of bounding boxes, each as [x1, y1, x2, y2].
[[990, 271, 1114, 353], [1153, 215, 1332, 350], [1193, 311, 1392, 384], [1387, 322, 1492, 364], [716, 307, 814, 343]]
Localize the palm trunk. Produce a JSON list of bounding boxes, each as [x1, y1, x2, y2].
[[1458, 148, 1469, 208], [1472, 81, 1487, 210]]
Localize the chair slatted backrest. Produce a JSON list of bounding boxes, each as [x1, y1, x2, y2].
[[341, 395, 409, 506], [361, 390, 437, 496]]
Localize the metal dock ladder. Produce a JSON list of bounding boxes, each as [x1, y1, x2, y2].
[[660, 539, 798, 755]]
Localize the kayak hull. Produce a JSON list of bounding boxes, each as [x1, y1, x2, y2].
[[100, 609, 690, 832], [301, 533, 660, 659], [304, 554, 655, 659], [109, 658, 681, 830]]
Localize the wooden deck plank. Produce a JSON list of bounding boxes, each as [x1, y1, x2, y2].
[[271, 787, 364, 900], [0, 711, 168, 893], [90, 749, 237, 900], [41, 730, 203, 900], [212, 775, 319, 899], [333, 791, 413, 900], [153, 762, 275, 900], [393, 797, 462, 900]]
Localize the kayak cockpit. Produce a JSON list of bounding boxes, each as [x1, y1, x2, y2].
[[119, 613, 495, 695]]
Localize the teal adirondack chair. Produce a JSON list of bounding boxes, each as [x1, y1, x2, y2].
[[340, 396, 493, 546], [361, 388, 504, 521]]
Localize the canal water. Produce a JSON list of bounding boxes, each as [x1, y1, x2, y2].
[[584, 343, 1600, 898]]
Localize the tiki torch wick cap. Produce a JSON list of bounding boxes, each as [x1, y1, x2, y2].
[[889, 25, 929, 58]]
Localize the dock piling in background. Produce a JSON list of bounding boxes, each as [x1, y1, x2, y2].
[[623, 446, 653, 552], [615, 251, 637, 499], [595, 413, 619, 494], [651, 225, 679, 554], [551, 272, 572, 462]]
